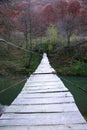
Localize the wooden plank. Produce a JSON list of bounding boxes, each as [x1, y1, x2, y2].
[[3, 103, 78, 113], [28, 74, 60, 82], [28, 124, 87, 130], [23, 87, 68, 91], [24, 85, 65, 90], [0, 126, 28, 130], [17, 92, 72, 99], [22, 88, 68, 94], [25, 81, 65, 86], [1, 124, 87, 130], [0, 112, 86, 126], [12, 97, 74, 105]]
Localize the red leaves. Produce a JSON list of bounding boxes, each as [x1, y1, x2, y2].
[[56, 0, 68, 16], [78, 9, 87, 32], [68, 0, 81, 17], [42, 4, 57, 25], [0, 0, 87, 37], [0, 4, 15, 34], [56, 0, 81, 21], [15, 2, 29, 11]]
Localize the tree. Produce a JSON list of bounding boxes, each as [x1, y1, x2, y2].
[[14, 1, 34, 68], [68, 0, 81, 17], [46, 25, 58, 54], [47, 25, 58, 44], [42, 4, 57, 26], [32, 5, 45, 37], [77, 1, 87, 36], [81, 0, 87, 9], [78, 9, 87, 36], [0, 3, 16, 50], [57, 0, 81, 47], [55, 0, 68, 21], [13, 2, 29, 48], [58, 15, 77, 47], [0, 0, 11, 4]]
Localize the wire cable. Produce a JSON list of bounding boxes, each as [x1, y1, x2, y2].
[[59, 75, 87, 94], [0, 77, 27, 94], [0, 38, 42, 57]]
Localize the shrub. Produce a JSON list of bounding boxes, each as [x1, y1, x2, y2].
[[71, 61, 87, 75]]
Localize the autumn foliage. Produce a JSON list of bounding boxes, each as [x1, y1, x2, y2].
[[0, 0, 87, 42]]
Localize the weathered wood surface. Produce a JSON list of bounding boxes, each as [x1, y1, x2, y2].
[[0, 53, 87, 130]]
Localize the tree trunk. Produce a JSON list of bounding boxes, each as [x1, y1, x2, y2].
[[67, 34, 71, 47]]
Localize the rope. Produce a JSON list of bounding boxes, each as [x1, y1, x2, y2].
[[0, 38, 42, 94], [0, 38, 42, 57], [59, 75, 87, 94], [0, 77, 27, 94]]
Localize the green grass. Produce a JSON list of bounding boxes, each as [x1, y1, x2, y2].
[[53, 60, 87, 76], [0, 76, 26, 105], [60, 75, 87, 120]]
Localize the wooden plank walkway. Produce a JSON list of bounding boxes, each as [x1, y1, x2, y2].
[[0, 53, 87, 130]]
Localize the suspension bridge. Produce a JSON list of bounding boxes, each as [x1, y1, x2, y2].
[[0, 53, 87, 130]]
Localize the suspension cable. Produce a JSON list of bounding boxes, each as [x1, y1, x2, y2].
[[0, 77, 27, 94], [0, 38, 42, 94], [0, 38, 42, 57], [59, 75, 87, 94]]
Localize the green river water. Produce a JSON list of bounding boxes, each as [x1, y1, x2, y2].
[[60, 75, 87, 118]]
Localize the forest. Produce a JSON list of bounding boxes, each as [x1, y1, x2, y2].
[[0, 0, 87, 76], [0, 0, 87, 119]]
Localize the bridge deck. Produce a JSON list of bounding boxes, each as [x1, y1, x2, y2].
[[0, 53, 87, 130]]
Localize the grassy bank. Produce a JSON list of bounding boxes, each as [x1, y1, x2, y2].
[[53, 61, 87, 76], [59, 75, 87, 120]]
